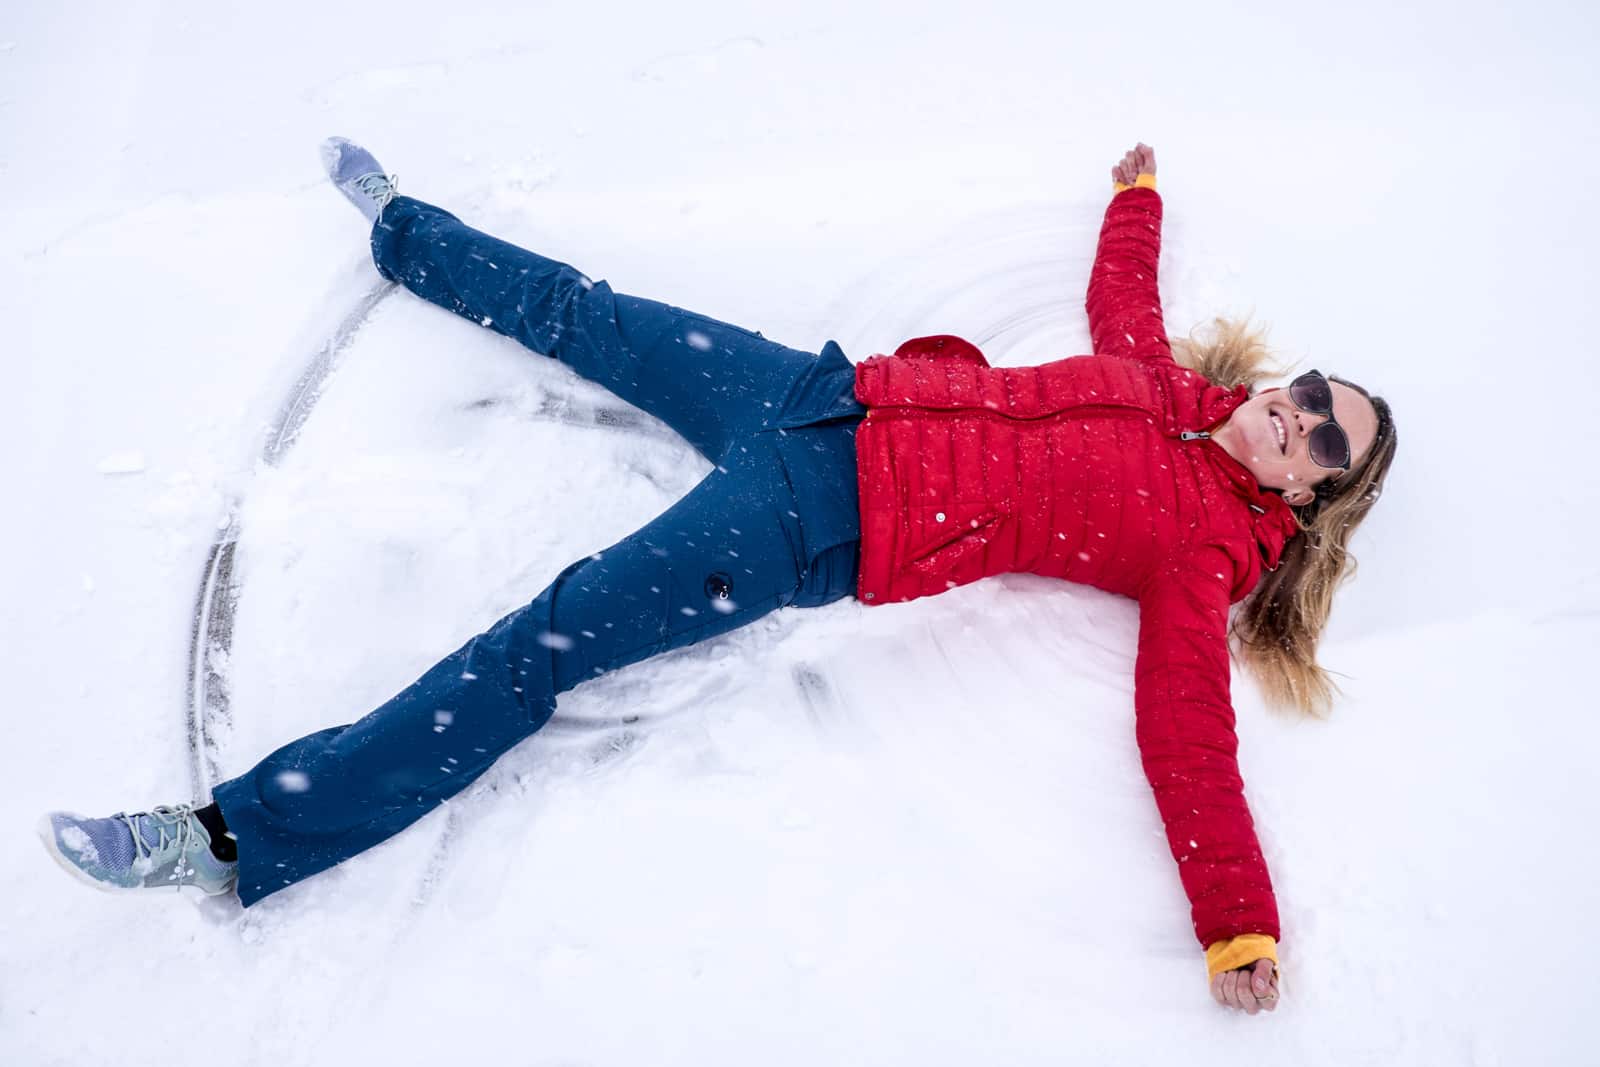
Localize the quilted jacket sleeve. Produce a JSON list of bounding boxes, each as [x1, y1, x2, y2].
[[1133, 546, 1280, 950], [1085, 183, 1173, 363]]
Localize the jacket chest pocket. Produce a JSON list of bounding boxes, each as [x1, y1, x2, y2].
[[907, 506, 1005, 574]]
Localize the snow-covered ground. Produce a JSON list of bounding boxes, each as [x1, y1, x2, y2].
[[4, 2, 1597, 1063]]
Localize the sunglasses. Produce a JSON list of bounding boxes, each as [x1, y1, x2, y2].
[[1286, 370, 1351, 472]]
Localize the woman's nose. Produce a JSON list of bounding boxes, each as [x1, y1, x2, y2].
[[1293, 409, 1328, 435]]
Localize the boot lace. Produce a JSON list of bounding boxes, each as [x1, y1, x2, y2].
[[119, 804, 200, 888], [354, 171, 399, 212]]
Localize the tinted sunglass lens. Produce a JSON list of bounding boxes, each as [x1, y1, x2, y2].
[[1290, 374, 1333, 414], [1308, 423, 1350, 470]]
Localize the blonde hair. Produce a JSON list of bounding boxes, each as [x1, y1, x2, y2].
[[1170, 318, 1400, 718]]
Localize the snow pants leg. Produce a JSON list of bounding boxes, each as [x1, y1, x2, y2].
[[212, 197, 864, 906]]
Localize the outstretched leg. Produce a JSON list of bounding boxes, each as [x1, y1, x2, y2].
[[39, 143, 867, 902], [209, 430, 859, 905], [370, 196, 859, 463]]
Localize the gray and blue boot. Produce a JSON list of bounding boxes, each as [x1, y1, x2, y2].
[[320, 136, 398, 223], [38, 805, 238, 896]]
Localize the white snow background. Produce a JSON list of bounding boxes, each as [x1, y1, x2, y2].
[[3, 1, 1597, 1064]]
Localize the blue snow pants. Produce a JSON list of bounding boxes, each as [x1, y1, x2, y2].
[[213, 196, 865, 905]]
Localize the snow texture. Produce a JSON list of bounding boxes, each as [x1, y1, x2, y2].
[[58, 825, 99, 866], [3, 1, 1597, 1064]]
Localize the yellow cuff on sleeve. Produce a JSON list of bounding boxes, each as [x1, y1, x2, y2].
[[1204, 934, 1279, 980], [1112, 174, 1158, 194]]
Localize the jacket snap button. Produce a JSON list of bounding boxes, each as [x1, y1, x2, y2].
[[704, 572, 733, 600], [935, 512, 946, 522]]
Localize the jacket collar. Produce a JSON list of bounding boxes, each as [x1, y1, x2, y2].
[[1196, 383, 1303, 571]]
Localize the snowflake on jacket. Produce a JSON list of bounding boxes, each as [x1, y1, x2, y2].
[[851, 186, 1301, 950]]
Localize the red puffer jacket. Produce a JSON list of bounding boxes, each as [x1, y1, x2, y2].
[[852, 185, 1301, 952]]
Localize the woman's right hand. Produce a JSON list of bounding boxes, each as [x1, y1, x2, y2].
[[1111, 142, 1157, 187]]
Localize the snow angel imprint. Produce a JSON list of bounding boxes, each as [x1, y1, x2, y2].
[[40, 140, 1397, 1017]]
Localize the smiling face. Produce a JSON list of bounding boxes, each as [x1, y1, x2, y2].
[[1210, 379, 1380, 507]]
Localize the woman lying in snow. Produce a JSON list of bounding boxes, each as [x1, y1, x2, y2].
[[41, 140, 1395, 1015]]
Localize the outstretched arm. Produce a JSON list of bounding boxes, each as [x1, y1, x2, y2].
[[1134, 547, 1282, 1013], [1085, 142, 1172, 362]]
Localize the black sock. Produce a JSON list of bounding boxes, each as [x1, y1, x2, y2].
[[194, 803, 237, 863]]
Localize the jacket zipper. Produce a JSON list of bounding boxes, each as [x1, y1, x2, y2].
[[864, 403, 1155, 427], [866, 404, 1219, 443], [1180, 431, 1267, 512], [867, 411, 1274, 514]]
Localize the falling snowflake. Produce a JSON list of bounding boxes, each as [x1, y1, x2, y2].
[[275, 770, 311, 794]]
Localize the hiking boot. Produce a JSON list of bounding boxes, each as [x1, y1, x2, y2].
[[320, 135, 398, 223], [38, 805, 238, 896]]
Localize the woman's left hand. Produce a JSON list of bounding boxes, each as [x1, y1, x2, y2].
[[1210, 958, 1281, 1014]]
